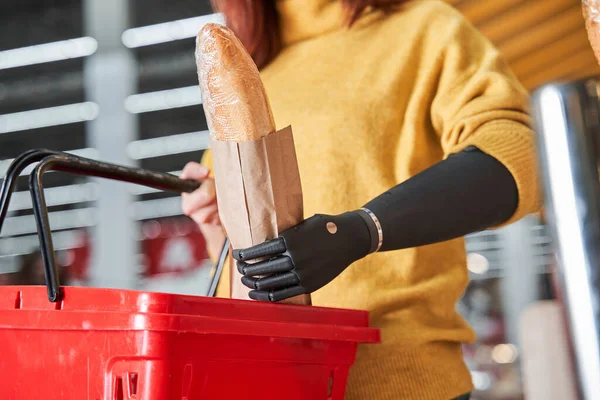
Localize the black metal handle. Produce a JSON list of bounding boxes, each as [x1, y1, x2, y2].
[[27, 153, 201, 302], [208, 237, 230, 297], [0, 149, 65, 236], [0, 149, 229, 302]]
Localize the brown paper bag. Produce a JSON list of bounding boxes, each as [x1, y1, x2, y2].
[[211, 126, 311, 305]]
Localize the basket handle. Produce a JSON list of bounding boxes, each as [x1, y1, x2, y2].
[[208, 236, 230, 297], [0, 149, 66, 236], [28, 153, 201, 302]]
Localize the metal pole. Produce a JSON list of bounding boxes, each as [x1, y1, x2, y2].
[[83, 0, 139, 289], [499, 216, 539, 347], [531, 79, 600, 399]]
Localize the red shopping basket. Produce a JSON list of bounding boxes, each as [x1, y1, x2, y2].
[[0, 286, 379, 399], [0, 150, 380, 400]]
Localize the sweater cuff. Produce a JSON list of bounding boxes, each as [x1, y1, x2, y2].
[[447, 119, 542, 227]]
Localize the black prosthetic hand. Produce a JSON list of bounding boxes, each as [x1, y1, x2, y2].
[[233, 212, 373, 302]]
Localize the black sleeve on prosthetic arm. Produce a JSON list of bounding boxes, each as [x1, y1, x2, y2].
[[363, 147, 518, 252]]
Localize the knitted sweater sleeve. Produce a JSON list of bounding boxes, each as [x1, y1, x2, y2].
[[429, 9, 542, 225]]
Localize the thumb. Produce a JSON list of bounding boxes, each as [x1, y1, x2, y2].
[[180, 162, 210, 181]]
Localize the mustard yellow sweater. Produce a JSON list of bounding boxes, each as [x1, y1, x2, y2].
[[202, 1, 541, 398]]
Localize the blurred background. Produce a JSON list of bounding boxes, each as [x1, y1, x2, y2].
[[0, 0, 596, 399]]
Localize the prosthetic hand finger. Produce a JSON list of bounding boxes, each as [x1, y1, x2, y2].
[[249, 286, 307, 302], [232, 237, 287, 261], [237, 256, 294, 276], [247, 290, 272, 302], [241, 272, 300, 291]]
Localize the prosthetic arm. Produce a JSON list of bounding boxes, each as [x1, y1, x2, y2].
[[233, 147, 518, 302]]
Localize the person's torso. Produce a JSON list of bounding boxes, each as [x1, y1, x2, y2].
[[215, 2, 481, 397], [260, 3, 474, 341]]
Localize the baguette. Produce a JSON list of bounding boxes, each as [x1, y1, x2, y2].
[[584, 1, 600, 66], [196, 24, 311, 305], [196, 23, 275, 141]]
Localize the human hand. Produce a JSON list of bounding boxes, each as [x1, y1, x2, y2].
[[233, 212, 373, 302], [180, 162, 225, 259]]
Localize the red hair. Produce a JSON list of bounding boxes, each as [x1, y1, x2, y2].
[[210, 0, 408, 69]]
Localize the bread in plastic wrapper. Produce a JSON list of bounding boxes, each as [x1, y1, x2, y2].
[[196, 23, 276, 141], [584, 0, 600, 65], [195, 24, 311, 305]]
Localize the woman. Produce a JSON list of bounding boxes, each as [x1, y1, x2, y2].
[[181, 0, 540, 399]]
